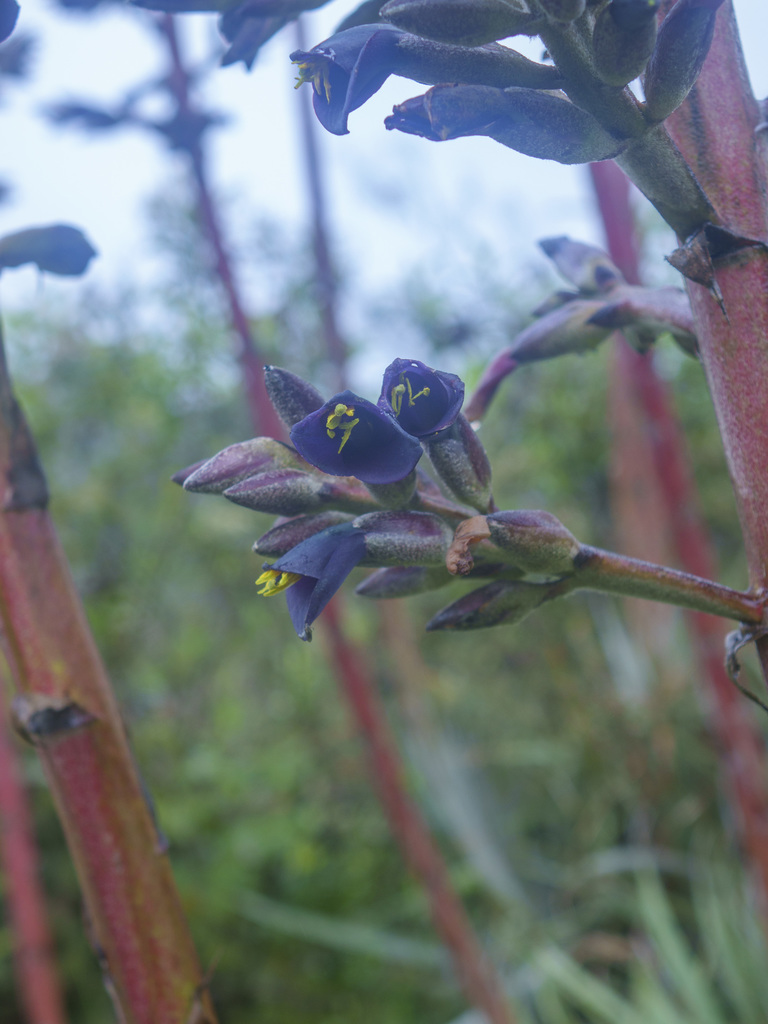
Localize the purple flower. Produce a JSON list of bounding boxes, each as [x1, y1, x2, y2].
[[256, 523, 367, 640], [379, 358, 464, 438], [290, 389, 422, 485], [290, 24, 404, 136]]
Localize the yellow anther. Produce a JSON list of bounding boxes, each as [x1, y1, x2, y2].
[[391, 374, 430, 419], [256, 569, 303, 597], [390, 383, 406, 418], [293, 60, 332, 103], [325, 404, 359, 451]]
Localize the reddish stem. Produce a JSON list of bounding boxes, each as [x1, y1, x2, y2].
[[0, 684, 67, 1024], [293, 19, 348, 392], [0, 332, 216, 1022], [160, 15, 285, 441], [321, 603, 515, 1024], [659, 2, 768, 685], [590, 159, 768, 910]]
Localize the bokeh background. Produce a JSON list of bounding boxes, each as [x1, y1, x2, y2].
[[3, 2, 768, 1022]]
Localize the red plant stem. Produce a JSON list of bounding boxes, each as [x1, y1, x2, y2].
[[289, 46, 513, 1019], [293, 19, 348, 392], [321, 603, 515, 1024], [590, 159, 768, 907], [0, 682, 67, 1024], [0, 332, 217, 1024], [160, 15, 285, 441], [659, 2, 768, 682]]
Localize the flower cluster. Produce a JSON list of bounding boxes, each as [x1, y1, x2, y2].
[[179, 358, 492, 640], [180, 343, 754, 642], [286, 0, 723, 243]]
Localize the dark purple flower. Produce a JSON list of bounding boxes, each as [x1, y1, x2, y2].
[[379, 358, 464, 438], [290, 24, 404, 136], [257, 523, 367, 640], [290, 389, 422, 485]]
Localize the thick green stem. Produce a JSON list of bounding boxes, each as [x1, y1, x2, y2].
[[571, 545, 764, 622]]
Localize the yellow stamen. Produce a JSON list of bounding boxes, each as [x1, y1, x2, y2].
[[293, 59, 332, 103], [325, 403, 359, 453], [390, 383, 406, 417], [256, 569, 303, 597], [391, 374, 430, 419]]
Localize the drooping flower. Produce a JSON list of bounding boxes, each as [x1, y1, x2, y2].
[[290, 389, 422, 485], [379, 358, 464, 438], [256, 523, 368, 640], [290, 23, 561, 136], [291, 24, 405, 135]]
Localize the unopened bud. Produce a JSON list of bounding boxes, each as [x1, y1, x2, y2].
[[425, 414, 493, 513], [592, 0, 658, 87], [643, 0, 724, 123], [539, 237, 623, 294], [353, 510, 454, 566], [254, 512, 354, 557], [224, 468, 377, 516], [381, 0, 542, 46], [365, 469, 418, 509], [539, 0, 585, 21], [586, 283, 697, 354], [426, 579, 557, 631], [386, 84, 623, 164], [393, 34, 563, 91], [509, 299, 614, 362], [183, 438, 308, 494], [171, 459, 207, 486], [264, 365, 325, 429], [487, 510, 581, 574], [356, 565, 452, 598]]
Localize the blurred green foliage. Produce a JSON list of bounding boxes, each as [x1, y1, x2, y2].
[[1, 201, 767, 1023]]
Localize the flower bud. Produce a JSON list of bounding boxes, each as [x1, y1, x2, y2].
[[356, 565, 452, 598], [425, 414, 493, 513], [386, 85, 625, 164], [539, 0, 586, 21], [365, 470, 418, 509], [264, 365, 325, 429], [380, 0, 541, 46], [509, 299, 614, 362], [538, 236, 623, 294], [426, 579, 556, 631], [643, 0, 724, 124], [585, 283, 697, 355], [224, 468, 376, 516], [254, 512, 355, 557], [171, 459, 207, 487], [183, 437, 309, 494], [592, 0, 658, 87], [352, 510, 455, 566], [487, 510, 581, 574]]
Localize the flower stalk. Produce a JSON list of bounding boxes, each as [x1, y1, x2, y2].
[[659, 1, 768, 688], [0, 681, 67, 1024], [0, 322, 216, 1023]]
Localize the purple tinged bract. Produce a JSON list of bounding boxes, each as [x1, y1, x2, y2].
[[379, 358, 464, 438], [290, 389, 422, 485]]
